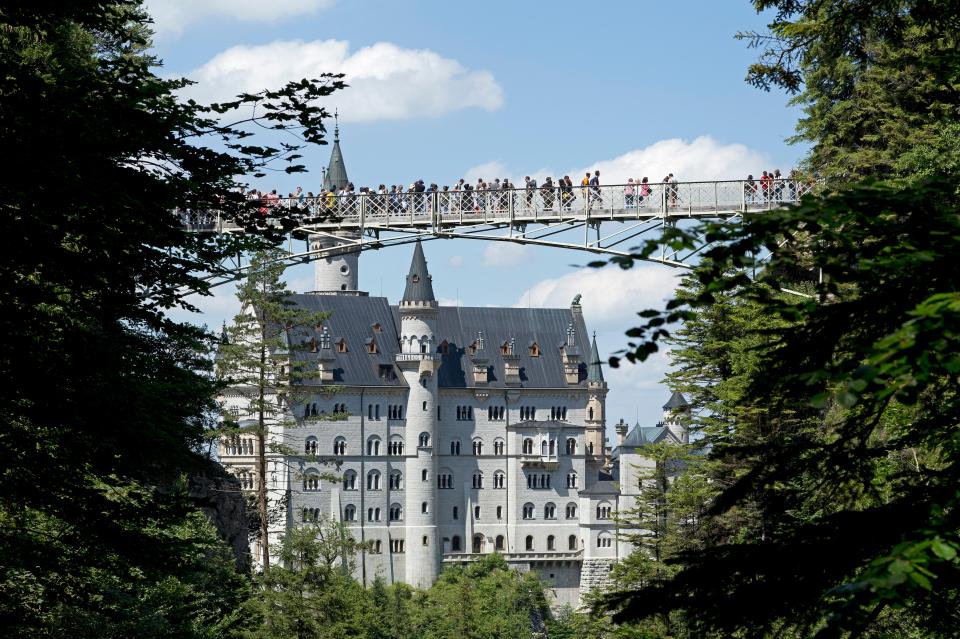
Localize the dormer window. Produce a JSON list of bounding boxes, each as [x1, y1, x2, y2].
[[468, 341, 478, 356], [501, 341, 512, 356], [366, 338, 378, 354], [336, 338, 348, 353], [529, 342, 540, 357], [411, 274, 420, 283], [371, 323, 382, 333]]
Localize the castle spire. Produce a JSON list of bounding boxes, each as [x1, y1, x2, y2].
[[322, 111, 348, 191], [401, 240, 436, 304], [586, 332, 604, 383]]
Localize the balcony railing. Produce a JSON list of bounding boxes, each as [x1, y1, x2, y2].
[[395, 352, 442, 362]]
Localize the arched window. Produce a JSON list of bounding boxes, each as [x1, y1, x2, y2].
[[421, 501, 429, 514], [522, 503, 535, 519], [473, 534, 484, 554], [472, 438, 483, 456], [450, 439, 461, 455], [547, 535, 556, 551], [549, 439, 556, 456], [304, 437, 318, 455], [495, 535, 505, 551], [522, 438, 534, 455], [541, 440, 548, 456], [374, 540, 382, 553], [561, 407, 567, 420], [451, 535, 462, 551], [437, 470, 453, 489], [366, 436, 381, 456], [493, 471, 505, 489], [303, 471, 320, 491], [367, 507, 381, 522], [421, 469, 428, 482], [333, 436, 346, 455], [344, 504, 356, 521], [389, 437, 404, 456], [568, 534, 578, 550], [596, 502, 612, 520], [566, 472, 578, 489], [597, 533, 613, 548], [343, 470, 357, 490], [472, 472, 484, 489], [389, 503, 403, 521], [566, 502, 578, 519], [389, 470, 403, 490], [367, 470, 381, 490], [419, 432, 430, 447], [525, 535, 534, 551], [588, 406, 594, 420], [494, 438, 505, 455], [565, 438, 576, 455], [544, 502, 556, 519]]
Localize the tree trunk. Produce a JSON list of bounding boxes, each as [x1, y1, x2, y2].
[[258, 331, 270, 571]]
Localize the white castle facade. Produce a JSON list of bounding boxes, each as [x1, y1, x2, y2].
[[218, 134, 689, 606]]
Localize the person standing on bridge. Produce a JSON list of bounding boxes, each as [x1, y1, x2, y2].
[[639, 177, 651, 205], [589, 170, 601, 208], [624, 178, 635, 208], [563, 176, 574, 210], [525, 176, 537, 210], [541, 177, 555, 210], [745, 175, 756, 204]]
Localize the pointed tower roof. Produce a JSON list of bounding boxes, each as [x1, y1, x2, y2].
[[401, 240, 435, 303], [663, 391, 689, 410], [587, 333, 604, 382], [322, 113, 348, 191]]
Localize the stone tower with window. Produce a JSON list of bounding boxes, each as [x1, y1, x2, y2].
[[584, 333, 607, 464], [396, 240, 441, 587], [310, 120, 362, 294]]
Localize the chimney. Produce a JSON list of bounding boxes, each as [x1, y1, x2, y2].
[[615, 418, 628, 446]]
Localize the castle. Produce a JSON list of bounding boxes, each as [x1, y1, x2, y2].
[[218, 131, 689, 606]]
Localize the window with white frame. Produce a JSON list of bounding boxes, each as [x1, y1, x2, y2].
[[472, 472, 484, 489], [493, 471, 505, 489], [472, 438, 483, 456], [366, 436, 381, 456], [544, 502, 556, 519], [389, 470, 403, 490], [522, 503, 535, 519], [343, 470, 357, 490], [566, 472, 578, 488], [566, 502, 578, 519], [343, 504, 356, 521], [333, 436, 346, 455], [596, 502, 612, 520], [304, 437, 318, 455], [493, 438, 505, 455], [367, 470, 381, 490], [303, 472, 320, 491], [597, 533, 613, 548]]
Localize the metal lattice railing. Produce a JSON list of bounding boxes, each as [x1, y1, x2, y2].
[[178, 179, 817, 232]]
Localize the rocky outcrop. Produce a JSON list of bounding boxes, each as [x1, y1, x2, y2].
[[189, 463, 251, 572]]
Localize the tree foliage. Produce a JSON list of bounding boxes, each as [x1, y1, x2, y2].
[[0, 0, 343, 634]]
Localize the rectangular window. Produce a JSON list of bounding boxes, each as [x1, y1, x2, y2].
[[496, 506, 503, 520]]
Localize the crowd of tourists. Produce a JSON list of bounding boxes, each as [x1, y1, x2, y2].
[[179, 169, 809, 227]]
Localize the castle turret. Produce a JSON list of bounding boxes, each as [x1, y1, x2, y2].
[[663, 391, 690, 444], [585, 333, 608, 462], [311, 117, 364, 295], [396, 240, 441, 587]]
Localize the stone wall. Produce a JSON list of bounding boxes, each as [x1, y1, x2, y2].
[[578, 558, 615, 596], [189, 464, 251, 572]]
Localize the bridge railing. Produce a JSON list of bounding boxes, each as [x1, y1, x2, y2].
[[178, 179, 817, 231]]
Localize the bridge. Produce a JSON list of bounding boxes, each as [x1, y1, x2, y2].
[[183, 179, 813, 288]]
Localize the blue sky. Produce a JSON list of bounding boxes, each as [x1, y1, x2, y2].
[[156, 0, 805, 438]]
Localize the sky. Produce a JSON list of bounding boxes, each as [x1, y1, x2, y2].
[[156, 0, 805, 440]]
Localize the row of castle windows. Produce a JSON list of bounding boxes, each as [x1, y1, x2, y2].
[[312, 435, 582, 457], [328, 501, 584, 523], [300, 403, 575, 424], [223, 436, 255, 456], [302, 468, 580, 492]]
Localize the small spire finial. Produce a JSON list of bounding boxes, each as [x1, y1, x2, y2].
[[333, 109, 339, 141]]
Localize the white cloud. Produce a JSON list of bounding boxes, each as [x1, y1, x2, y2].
[[514, 265, 680, 330], [146, 0, 335, 38], [482, 242, 529, 268], [463, 161, 508, 183], [463, 136, 769, 185], [181, 40, 503, 122], [447, 255, 464, 268]]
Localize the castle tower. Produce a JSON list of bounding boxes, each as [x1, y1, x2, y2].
[[585, 333, 608, 462], [396, 240, 441, 588], [311, 117, 363, 295], [663, 391, 690, 444]]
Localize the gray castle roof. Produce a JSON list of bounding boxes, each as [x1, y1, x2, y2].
[[281, 294, 590, 388], [663, 391, 689, 410], [321, 124, 348, 191], [401, 240, 436, 303], [586, 333, 604, 383]]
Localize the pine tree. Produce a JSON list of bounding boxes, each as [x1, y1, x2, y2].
[[216, 249, 337, 570]]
